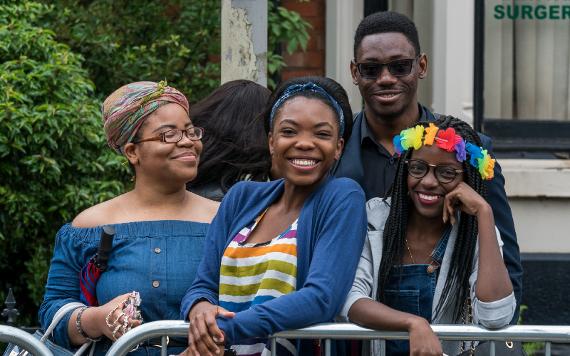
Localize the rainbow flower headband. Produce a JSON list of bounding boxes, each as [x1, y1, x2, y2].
[[393, 123, 495, 180]]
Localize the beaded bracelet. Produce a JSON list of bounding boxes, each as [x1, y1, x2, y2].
[[76, 306, 101, 342]]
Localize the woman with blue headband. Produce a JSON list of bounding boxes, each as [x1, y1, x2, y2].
[[180, 77, 367, 356], [342, 116, 515, 355]]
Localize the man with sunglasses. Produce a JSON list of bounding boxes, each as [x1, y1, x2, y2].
[[334, 11, 522, 324]]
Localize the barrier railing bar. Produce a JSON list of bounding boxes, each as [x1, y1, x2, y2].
[[161, 335, 167, 356], [379, 339, 386, 356], [272, 323, 570, 342], [546, 341, 551, 356], [107, 320, 188, 355], [106, 321, 570, 356], [270, 337, 276, 356], [0, 325, 53, 356], [324, 339, 331, 356], [490, 340, 495, 356]]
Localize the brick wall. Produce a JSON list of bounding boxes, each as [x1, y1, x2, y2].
[[280, 0, 326, 81]]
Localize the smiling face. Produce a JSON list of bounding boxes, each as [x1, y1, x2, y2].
[[125, 103, 203, 185], [407, 144, 463, 219], [269, 96, 344, 190], [351, 32, 427, 122]]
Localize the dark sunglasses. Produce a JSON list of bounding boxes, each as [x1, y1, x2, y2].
[[355, 57, 418, 79], [405, 159, 463, 184]]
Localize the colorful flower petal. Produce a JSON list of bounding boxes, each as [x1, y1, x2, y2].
[[393, 134, 405, 155], [410, 125, 424, 150], [435, 127, 457, 152], [454, 136, 466, 162], [466, 142, 483, 168], [423, 123, 438, 145]]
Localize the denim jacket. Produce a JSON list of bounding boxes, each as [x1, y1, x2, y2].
[[39, 220, 208, 355]]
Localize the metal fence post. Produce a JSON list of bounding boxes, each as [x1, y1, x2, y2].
[[1, 289, 19, 326], [271, 337, 276, 356]]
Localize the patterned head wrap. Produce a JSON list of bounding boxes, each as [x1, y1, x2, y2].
[[102, 81, 189, 154]]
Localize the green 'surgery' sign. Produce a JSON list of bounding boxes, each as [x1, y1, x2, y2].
[[494, 4, 570, 20]]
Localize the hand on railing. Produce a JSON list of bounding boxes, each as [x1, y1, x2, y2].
[[408, 317, 443, 356], [182, 301, 235, 356]]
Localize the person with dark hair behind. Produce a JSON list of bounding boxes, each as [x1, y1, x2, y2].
[[342, 116, 515, 356], [179, 76, 366, 356], [334, 10, 523, 323], [187, 80, 272, 201]]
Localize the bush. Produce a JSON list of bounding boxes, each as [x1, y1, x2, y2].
[[41, 0, 311, 97], [268, 1, 311, 88], [0, 0, 311, 325], [0, 1, 128, 323], [40, 0, 222, 101]]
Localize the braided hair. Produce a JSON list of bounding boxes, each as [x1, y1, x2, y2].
[[377, 115, 487, 321]]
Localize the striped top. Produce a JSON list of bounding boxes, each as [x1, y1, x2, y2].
[[219, 210, 298, 356]]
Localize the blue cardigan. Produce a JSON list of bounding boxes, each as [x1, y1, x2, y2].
[[180, 176, 367, 346]]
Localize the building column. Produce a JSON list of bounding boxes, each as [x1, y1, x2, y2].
[[432, 0, 474, 125], [221, 0, 267, 86], [325, 0, 364, 113]]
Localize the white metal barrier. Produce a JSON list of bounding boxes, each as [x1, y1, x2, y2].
[[106, 320, 187, 356], [0, 325, 53, 356], [106, 320, 570, 356]]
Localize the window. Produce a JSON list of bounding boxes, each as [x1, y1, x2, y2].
[[474, 0, 570, 154]]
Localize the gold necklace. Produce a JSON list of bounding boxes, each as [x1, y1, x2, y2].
[[405, 239, 441, 273], [404, 238, 417, 264]]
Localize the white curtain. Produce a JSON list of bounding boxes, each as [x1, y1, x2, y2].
[[484, 0, 570, 120]]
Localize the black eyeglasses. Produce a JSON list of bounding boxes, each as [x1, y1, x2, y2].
[[355, 57, 418, 79], [405, 159, 463, 184], [133, 127, 204, 144]]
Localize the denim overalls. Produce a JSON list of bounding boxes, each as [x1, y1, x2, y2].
[[383, 228, 451, 356]]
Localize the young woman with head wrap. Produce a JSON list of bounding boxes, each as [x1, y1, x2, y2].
[[179, 77, 367, 356], [342, 116, 516, 356], [39, 81, 219, 355]]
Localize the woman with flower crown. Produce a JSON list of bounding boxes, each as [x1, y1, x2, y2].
[[341, 116, 516, 356]]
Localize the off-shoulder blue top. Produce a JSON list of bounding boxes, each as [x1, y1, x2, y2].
[[39, 220, 208, 355]]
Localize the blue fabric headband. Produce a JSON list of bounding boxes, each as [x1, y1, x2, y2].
[[269, 82, 345, 136]]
